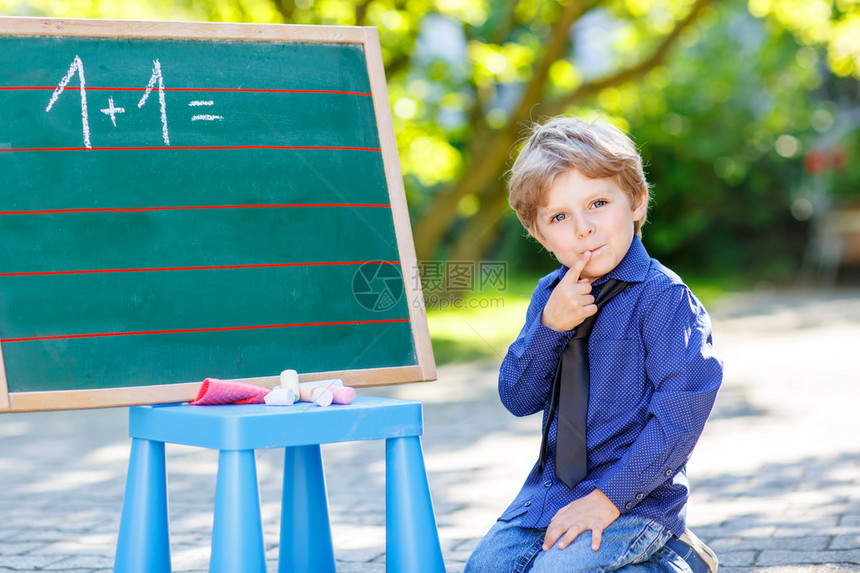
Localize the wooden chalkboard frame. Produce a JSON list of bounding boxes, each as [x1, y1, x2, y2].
[[0, 16, 435, 412]]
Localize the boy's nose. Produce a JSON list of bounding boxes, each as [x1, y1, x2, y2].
[[574, 215, 595, 238]]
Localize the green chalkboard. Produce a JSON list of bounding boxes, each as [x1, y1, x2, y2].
[[0, 18, 435, 412]]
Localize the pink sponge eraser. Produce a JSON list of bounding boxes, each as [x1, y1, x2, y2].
[[189, 378, 270, 405], [329, 385, 356, 405]]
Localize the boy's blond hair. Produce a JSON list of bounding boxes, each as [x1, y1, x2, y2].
[[508, 116, 650, 236]]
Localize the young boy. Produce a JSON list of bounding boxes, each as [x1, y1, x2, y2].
[[465, 116, 723, 573]]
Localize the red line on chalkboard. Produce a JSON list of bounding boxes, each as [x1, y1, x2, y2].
[[0, 86, 373, 96], [0, 260, 401, 277], [0, 204, 392, 216], [0, 145, 382, 153], [1, 318, 410, 343]]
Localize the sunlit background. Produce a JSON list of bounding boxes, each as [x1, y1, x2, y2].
[[2, 0, 859, 359]]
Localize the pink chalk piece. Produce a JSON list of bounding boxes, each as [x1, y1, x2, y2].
[[329, 385, 356, 405], [189, 378, 270, 405]]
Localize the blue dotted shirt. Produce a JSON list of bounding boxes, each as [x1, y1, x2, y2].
[[498, 235, 723, 536]]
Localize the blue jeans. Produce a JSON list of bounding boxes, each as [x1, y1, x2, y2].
[[465, 514, 693, 573]]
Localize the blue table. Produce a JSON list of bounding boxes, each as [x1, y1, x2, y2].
[[114, 396, 445, 572]]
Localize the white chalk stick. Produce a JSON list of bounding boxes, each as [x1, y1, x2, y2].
[[280, 369, 300, 394], [299, 378, 343, 388], [299, 385, 333, 407], [264, 386, 296, 406]]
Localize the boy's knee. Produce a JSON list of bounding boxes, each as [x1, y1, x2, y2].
[[465, 519, 544, 573], [464, 546, 495, 573], [529, 537, 596, 573]]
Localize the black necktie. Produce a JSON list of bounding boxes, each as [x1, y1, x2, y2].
[[538, 278, 628, 488]]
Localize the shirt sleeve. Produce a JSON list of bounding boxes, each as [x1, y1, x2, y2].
[[596, 284, 723, 512], [498, 281, 574, 417]]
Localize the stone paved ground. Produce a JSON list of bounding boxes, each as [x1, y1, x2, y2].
[[1, 289, 859, 572]]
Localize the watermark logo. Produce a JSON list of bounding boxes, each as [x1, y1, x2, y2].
[[412, 260, 508, 311], [352, 262, 404, 312], [352, 260, 508, 312]]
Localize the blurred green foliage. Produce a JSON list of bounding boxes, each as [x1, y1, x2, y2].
[[3, 0, 859, 287], [628, 1, 822, 277]]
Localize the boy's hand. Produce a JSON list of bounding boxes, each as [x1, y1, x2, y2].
[[542, 488, 621, 552], [541, 251, 596, 332]]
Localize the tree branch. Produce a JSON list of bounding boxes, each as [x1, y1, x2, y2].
[[381, 1, 422, 79], [412, 0, 719, 260], [413, 2, 586, 258], [271, 0, 294, 22], [354, 0, 373, 26], [462, 19, 493, 138], [509, 0, 589, 127], [444, 0, 721, 261], [486, 0, 523, 46], [449, 187, 511, 262], [546, 0, 720, 115]]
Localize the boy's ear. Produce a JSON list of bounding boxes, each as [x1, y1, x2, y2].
[[632, 187, 650, 221]]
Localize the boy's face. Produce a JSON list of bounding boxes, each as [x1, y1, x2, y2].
[[531, 168, 648, 282]]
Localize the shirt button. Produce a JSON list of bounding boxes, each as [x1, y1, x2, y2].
[[635, 492, 644, 500], [525, 501, 531, 507], [544, 481, 553, 488], [625, 502, 633, 510], [665, 469, 673, 476]]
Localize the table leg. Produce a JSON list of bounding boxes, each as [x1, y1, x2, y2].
[[385, 436, 445, 573], [279, 445, 336, 573], [210, 449, 266, 573], [114, 437, 171, 573]]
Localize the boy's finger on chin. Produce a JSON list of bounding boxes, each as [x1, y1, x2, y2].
[[564, 252, 591, 282]]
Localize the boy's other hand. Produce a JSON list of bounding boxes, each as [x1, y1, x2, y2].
[[542, 488, 621, 552], [541, 251, 596, 332]]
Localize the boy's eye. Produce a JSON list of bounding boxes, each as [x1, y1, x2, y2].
[[592, 199, 607, 208], [551, 213, 567, 223]]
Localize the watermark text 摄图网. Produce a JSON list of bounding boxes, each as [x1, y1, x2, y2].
[[411, 261, 508, 294]]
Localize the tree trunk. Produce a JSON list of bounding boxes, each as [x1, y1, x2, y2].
[[448, 189, 512, 263], [412, 1, 590, 261], [414, 0, 720, 263], [412, 122, 522, 261]]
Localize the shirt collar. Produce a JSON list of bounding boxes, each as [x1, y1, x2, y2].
[[547, 235, 651, 290]]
